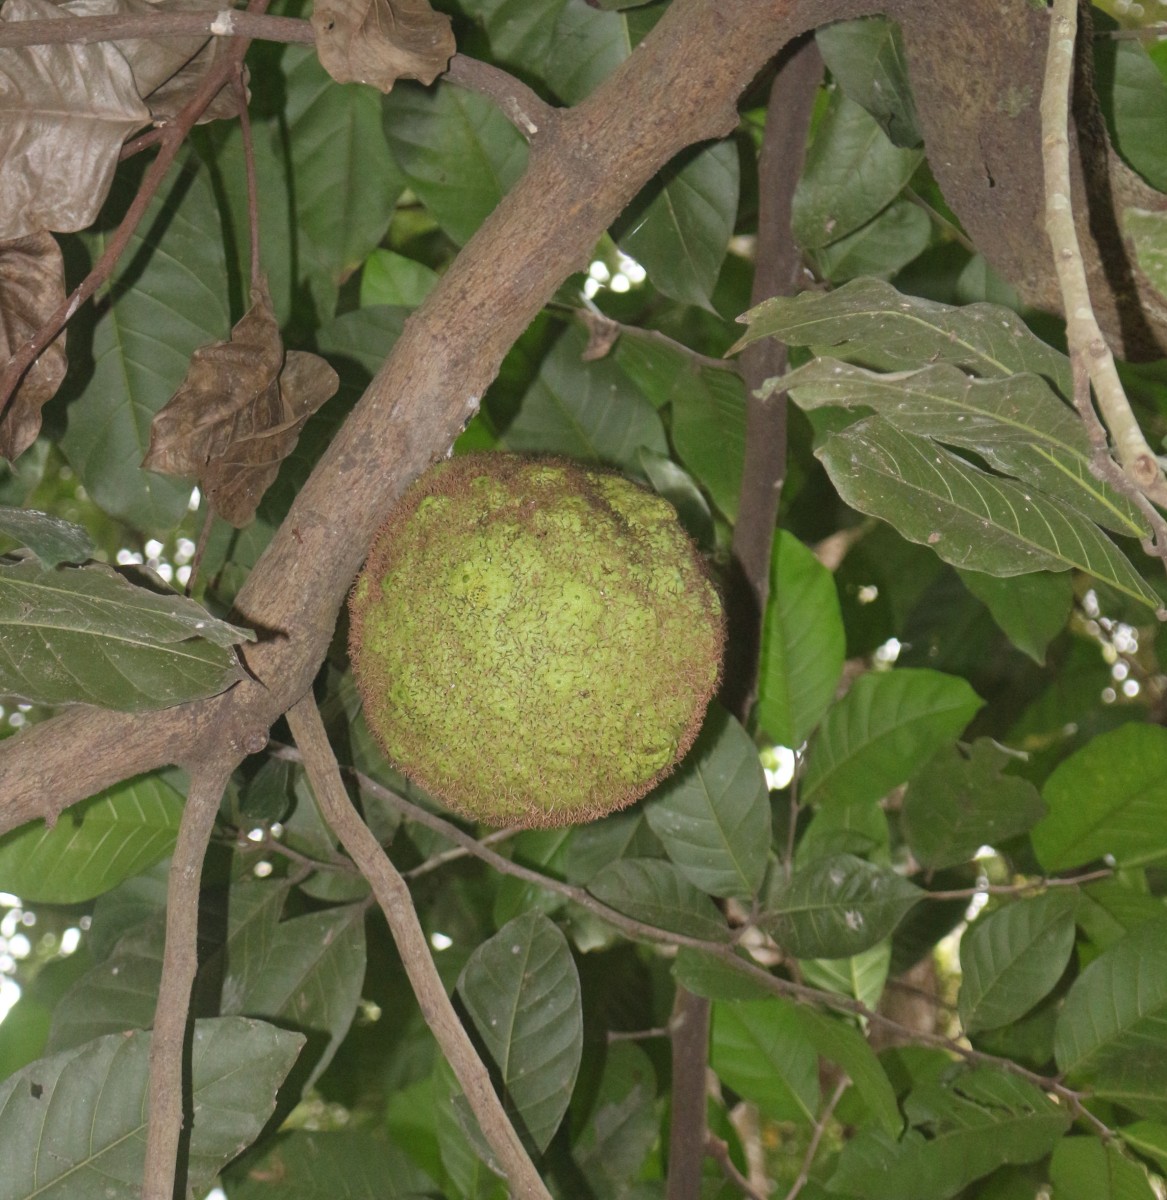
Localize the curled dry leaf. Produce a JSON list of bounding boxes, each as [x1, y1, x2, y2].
[[311, 0, 455, 92], [142, 279, 339, 527], [0, 232, 67, 461], [0, 0, 150, 240]]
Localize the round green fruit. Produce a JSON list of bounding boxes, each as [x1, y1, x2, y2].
[[348, 453, 724, 827]]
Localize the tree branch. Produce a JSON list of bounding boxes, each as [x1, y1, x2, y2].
[[142, 758, 236, 1200], [285, 694, 552, 1200], [721, 34, 822, 720], [1041, 0, 1167, 502], [444, 53, 556, 141], [0, 9, 313, 48], [0, 0, 856, 837], [783, 1077, 848, 1200]]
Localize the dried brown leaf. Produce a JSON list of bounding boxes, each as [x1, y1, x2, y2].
[[142, 279, 339, 527], [143, 33, 244, 125], [63, 0, 211, 100], [0, 0, 150, 239], [0, 232, 67, 461], [311, 0, 454, 92]]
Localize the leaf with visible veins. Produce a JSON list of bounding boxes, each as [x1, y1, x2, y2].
[[142, 278, 338, 527]]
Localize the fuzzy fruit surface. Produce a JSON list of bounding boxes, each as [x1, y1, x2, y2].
[[348, 453, 724, 827]]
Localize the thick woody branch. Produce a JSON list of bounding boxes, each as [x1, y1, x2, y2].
[[0, 0, 858, 836], [286, 695, 551, 1200]]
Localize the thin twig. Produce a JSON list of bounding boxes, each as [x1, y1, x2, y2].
[[285, 694, 553, 1200], [608, 1026, 670, 1043], [551, 303, 731, 373], [924, 866, 1113, 901], [783, 1077, 848, 1200], [0, 10, 313, 48], [444, 53, 556, 141], [1041, 0, 1167, 503], [403, 825, 521, 880], [234, 69, 262, 288], [707, 1134, 768, 1200], [1068, 350, 1167, 570], [142, 759, 236, 1200]]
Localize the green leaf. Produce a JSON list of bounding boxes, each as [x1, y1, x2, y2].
[[61, 152, 230, 533], [1050, 1137, 1158, 1200], [457, 911, 582, 1153], [801, 941, 891, 1012], [194, 117, 295, 326], [756, 529, 845, 747], [459, 0, 568, 80], [810, 196, 931, 282], [283, 46, 403, 310], [382, 80, 528, 246], [792, 92, 923, 250], [564, 809, 664, 884], [829, 1069, 1071, 1200], [902, 740, 1046, 870], [230, 903, 366, 1090], [0, 558, 251, 709], [502, 324, 667, 469], [1119, 1121, 1167, 1175], [815, 16, 921, 147], [615, 139, 739, 310], [794, 1006, 901, 1135], [815, 419, 1161, 611], [643, 704, 770, 900], [959, 891, 1079, 1034], [0, 1018, 303, 1200], [46, 917, 164, 1052], [544, 1, 633, 103], [731, 277, 1073, 398], [1078, 879, 1167, 952], [0, 772, 183, 903], [1124, 207, 1167, 304], [796, 797, 888, 865], [223, 1129, 435, 1199], [1034, 723, 1167, 871], [432, 1058, 507, 1200], [780, 358, 1148, 537], [1109, 40, 1167, 191], [711, 998, 819, 1124], [957, 569, 1074, 663], [1055, 918, 1167, 1119], [0, 508, 93, 566], [571, 1042, 660, 1196], [802, 668, 983, 808], [359, 248, 439, 309], [671, 947, 774, 1002], [587, 858, 730, 941], [635, 447, 713, 548], [668, 364, 746, 521], [760, 854, 922, 958]]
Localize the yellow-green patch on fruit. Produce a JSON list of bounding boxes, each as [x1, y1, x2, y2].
[[348, 453, 724, 827]]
